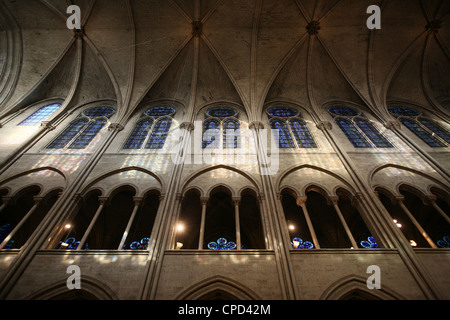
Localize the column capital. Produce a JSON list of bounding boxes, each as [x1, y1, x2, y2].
[[33, 196, 45, 204], [200, 197, 209, 205], [296, 196, 307, 206], [133, 196, 143, 205], [394, 195, 405, 204], [98, 197, 109, 205], [329, 195, 339, 205], [232, 197, 241, 206], [1, 197, 12, 205]]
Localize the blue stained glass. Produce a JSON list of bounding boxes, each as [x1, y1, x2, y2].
[[291, 237, 314, 249], [354, 118, 393, 148], [335, 118, 371, 148], [329, 106, 360, 117], [206, 107, 237, 118], [68, 119, 107, 149], [223, 119, 241, 149], [360, 236, 379, 249], [56, 237, 88, 250], [0, 224, 14, 249], [388, 106, 420, 117], [83, 107, 115, 118], [123, 118, 153, 149], [145, 106, 175, 117], [47, 118, 89, 149], [202, 119, 221, 149], [270, 119, 295, 148], [208, 238, 237, 250], [128, 237, 150, 250], [400, 118, 446, 147], [437, 236, 450, 248], [267, 107, 299, 118], [289, 119, 317, 148], [18, 103, 62, 126], [146, 118, 173, 149], [419, 119, 450, 144]]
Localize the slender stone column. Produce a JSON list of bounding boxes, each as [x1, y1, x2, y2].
[[0, 197, 11, 214], [330, 196, 358, 249], [426, 195, 450, 225], [396, 196, 437, 248], [77, 197, 108, 251], [198, 197, 209, 250], [232, 197, 241, 250], [118, 197, 143, 250], [0, 197, 43, 250], [296, 196, 320, 249]]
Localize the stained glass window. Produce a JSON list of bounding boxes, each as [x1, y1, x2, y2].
[[123, 119, 153, 149], [146, 118, 173, 149], [202, 107, 240, 149], [400, 118, 446, 147], [329, 106, 393, 148], [290, 119, 317, 148], [123, 106, 175, 150], [354, 118, 393, 148], [335, 118, 371, 148], [267, 107, 317, 149], [419, 119, 450, 144], [206, 107, 237, 118], [47, 106, 115, 150], [68, 119, 107, 149], [18, 103, 62, 126], [47, 118, 89, 149], [270, 119, 295, 148], [388, 106, 449, 147], [387, 106, 420, 117], [202, 119, 221, 149], [223, 119, 240, 149], [267, 107, 298, 118], [328, 106, 359, 117]]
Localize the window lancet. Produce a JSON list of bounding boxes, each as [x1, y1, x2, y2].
[[388, 106, 450, 147], [18, 103, 62, 126], [47, 107, 115, 150], [267, 107, 317, 149], [329, 106, 393, 148], [202, 107, 240, 149], [123, 106, 175, 150]]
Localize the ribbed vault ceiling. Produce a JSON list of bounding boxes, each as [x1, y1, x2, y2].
[[0, 0, 449, 123]]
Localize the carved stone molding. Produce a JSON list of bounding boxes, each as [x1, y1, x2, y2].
[[316, 121, 332, 131], [180, 122, 195, 132], [384, 120, 401, 131], [40, 121, 56, 131], [108, 123, 124, 132], [249, 121, 264, 130]]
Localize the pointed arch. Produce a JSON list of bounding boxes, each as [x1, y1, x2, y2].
[[175, 276, 262, 300], [320, 275, 405, 300], [25, 275, 119, 300]]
